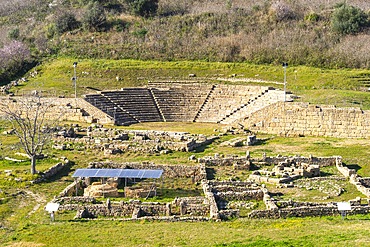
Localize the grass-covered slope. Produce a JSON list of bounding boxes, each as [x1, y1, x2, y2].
[[1, 0, 370, 84], [13, 58, 370, 109]]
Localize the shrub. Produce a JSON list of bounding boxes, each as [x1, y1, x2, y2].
[[126, 0, 158, 18], [331, 3, 368, 35], [55, 12, 80, 34], [157, 0, 189, 16], [82, 2, 107, 31], [269, 1, 296, 21], [305, 12, 319, 22], [7, 28, 20, 40]]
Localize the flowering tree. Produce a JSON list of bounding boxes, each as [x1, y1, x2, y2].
[[0, 41, 31, 83]]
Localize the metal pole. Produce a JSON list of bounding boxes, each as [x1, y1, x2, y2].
[[282, 62, 288, 102], [73, 62, 78, 106]]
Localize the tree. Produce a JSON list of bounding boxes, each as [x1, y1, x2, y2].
[[0, 41, 32, 82], [82, 2, 107, 31], [55, 12, 80, 34], [127, 0, 158, 18], [0, 96, 63, 174], [331, 3, 368, 35]]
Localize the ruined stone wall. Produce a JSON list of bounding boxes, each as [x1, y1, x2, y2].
[[243, 102, 370, 138], [33, 159, 71, 184], [58, 197, 210, 218], [202, 181, 219, 219], [254, 155, 340, 167], [350, 175, 370, 197], [58, 180, 85, 197], [61, 201, 168, 218], [360, 178, 370, 187], [215, 190, 264, 201], [198, 156, 250, 169], [249, 205, 370, 219]]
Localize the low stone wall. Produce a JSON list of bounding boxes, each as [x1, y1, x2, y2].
[[219, 209, 240, 220], [124, 187, 156, 198], [202, 180, 219, 219], [336, 162, 356, 178], [58, 179, 85, 197], [198, 155, 250, 170], [360, 178, 370, 187], [209, 181, 264, 201], [249, 205, 370, 219], [54, 196, 96, 204], [59, 196, 210, 219], [208, 181, 258, 188], [248, 174, 295, 184], [350, 175, 370, 197], [254, 155, 340, 167], [215, 190, 264, 201], [262, 188, 277, 210], [61, 201, 168, 218], [32, 159, 71, 184]]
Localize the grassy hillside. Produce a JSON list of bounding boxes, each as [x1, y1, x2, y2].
[[1, 0, 370, 83]]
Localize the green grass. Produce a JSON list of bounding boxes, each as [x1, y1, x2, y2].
[[3, 216, 370, 246], [12, 58, 370, 109]]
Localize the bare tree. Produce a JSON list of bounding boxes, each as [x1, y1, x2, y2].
[[0, 95, 64, 174]]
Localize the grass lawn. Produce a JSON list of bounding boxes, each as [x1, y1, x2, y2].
[[3, 215, 370, 246]]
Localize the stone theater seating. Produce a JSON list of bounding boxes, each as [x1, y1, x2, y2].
[[83, 83, 290, 125]]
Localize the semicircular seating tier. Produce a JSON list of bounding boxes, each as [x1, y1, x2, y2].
[[83, 82, 292, 125]]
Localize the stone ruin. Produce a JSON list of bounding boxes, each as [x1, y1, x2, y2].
[[50, 154, 370, 221], [124, 186, 157, 199], [249, 160, 320, 185], [52, 126, 219, 154], [84, 182, 119, 197]]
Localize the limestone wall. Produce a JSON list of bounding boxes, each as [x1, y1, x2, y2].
[[243, 102, 370, 138], [58, 197, 210, 219], [259, 155, 339, 167], [33, 158, 71, 184], [249, 205, 370, 219], [198, 155, 250, 169]]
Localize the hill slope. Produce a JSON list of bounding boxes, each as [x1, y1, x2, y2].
[[1, 0, 370, 83]]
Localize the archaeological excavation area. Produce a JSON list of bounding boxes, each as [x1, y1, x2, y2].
[[3, 82, 370, 222]]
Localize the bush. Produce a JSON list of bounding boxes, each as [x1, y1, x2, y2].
[[55, 13, 80, 34], [305, 12, 319, 22], [127, 0, 158, 18], [269, 1, 296, 21], [331, 3, 368, 35], [7, 28, 20, 40], [82, 2, 107, 31]]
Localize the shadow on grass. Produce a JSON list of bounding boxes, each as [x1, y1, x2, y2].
[[320, 171, 335, 177], [345, 163, 361, 172], [254, 138, 270, 146], [42, 161, 75, 183]]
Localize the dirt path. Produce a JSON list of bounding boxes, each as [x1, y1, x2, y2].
[[23, 190, 46, 217]]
